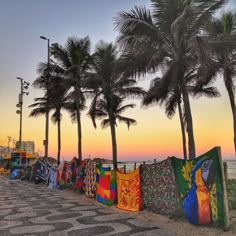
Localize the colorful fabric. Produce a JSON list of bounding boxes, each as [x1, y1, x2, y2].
[[35, 159, 46, 181], [75, 161, 84, 190], [172, 147, 225, 225], [116, 167, 142, 212], [70, 157, 79, 185], [48, 166, 58, 189], [21, 165, 32, 181], [57, 162, 68, 186], [96, 165, 116, 206], [84, 159, 97, 198], [140, 159, 181, 216]]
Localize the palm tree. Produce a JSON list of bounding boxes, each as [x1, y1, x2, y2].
[[114, 0, 227, 159], [143, 70, 220, 160], [89, 95, 137, 170], [87, 41, 145, 169], [143, 75, 188, 160], [31, 62, 54, 160], [198, 11, 236, 157], [48, 76, 71, 165], [29, 76, 70, 165], [28, 96, 50, 160], [31, 62, 71, 164], [50, 36, 93, 160]]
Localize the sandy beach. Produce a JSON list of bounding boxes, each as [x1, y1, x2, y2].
[[134, 209, 236, 236]]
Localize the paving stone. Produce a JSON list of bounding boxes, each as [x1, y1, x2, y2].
[[0, 176, 176, 236], [10, 225, 55, 234], [68, 225, 115, 236]]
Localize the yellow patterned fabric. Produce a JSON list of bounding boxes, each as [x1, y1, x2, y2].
[[116, 168, 141, 212]]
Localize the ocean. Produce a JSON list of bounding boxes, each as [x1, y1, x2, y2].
[[103, 159, 236, 180], [226, 160, 236, 180]]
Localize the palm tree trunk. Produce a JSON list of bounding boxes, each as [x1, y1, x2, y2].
[[75, 82, 82, 160], [57, 115, 61, 165], [180, 72, 196, 160], [177, 100, 188, 160], [108, 111, 118, 170], [77, 110, 82, 160], [45, 110, 49, 159], [225, 74, 236, 158]]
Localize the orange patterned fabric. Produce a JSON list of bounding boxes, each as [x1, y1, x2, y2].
[[116, 168, 142, 212]]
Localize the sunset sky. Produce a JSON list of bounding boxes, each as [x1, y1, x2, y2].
[[0, 0, 236, 161]]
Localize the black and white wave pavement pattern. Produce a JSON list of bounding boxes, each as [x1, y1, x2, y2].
[[0, 176, 176, 236]]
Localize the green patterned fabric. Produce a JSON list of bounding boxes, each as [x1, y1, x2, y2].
[[21, 165, 32, 181], [172, 147, 225, 225], [140, 159, 182, 216]]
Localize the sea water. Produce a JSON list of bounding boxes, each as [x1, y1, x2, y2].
[[226, 160, 236, 179]]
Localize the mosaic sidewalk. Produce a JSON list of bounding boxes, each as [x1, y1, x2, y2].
[[0, 176, 176, 236]]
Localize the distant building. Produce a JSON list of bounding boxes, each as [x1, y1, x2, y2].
[[0, 146, 9, 157], [15, 141, 35, 154]]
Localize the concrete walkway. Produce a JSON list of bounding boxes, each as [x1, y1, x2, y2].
[[0, 176, 176, 236]]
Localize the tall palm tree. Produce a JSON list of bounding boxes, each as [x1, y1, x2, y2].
[[89, 95, 137, 170], [87, 41, 145, 169], [199, 11, 236, 157], [143, 71, 220, 160], [31, 62, 70, 164], [29, 75, 70, 165], [32, 62, 55, 160], [114, 0, 227, 159], [28, 96, 50, 159], [50, 36, 93, 160], [48, 76, 71, 165]]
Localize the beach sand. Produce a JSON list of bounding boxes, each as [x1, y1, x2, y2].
[[134, 209, 236, 236]]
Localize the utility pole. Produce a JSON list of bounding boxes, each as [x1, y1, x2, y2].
[[16, 77, 29, 165]]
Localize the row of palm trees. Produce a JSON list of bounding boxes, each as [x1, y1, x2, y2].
[[29, 0, 236, 169]]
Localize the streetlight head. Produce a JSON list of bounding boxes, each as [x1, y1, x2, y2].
[[40, 36, 47, 40], [17, 77, 23, 80]]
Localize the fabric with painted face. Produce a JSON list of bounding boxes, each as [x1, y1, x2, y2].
[[172, 147, 225, 225]]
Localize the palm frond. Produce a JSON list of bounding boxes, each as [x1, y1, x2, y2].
[[116, 87, 146, 99], [115, 5, 161, 51], [51, 43, 71, 69], [189, 85, 221, 98], [51, 109, 62, 124], [192, 0, 228, 32], [101, 119, 110, 129], [165, 92, 181, 119], [116, 115, 137, 129], [28, 107, 48, 117], [116, 104, 136, 115]]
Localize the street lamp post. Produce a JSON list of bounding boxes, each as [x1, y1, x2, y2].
[[40, 36, 50, 162], [16, 77, 29, 165]]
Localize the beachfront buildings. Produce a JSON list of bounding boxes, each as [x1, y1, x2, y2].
[[15, 141, 35, 154]]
